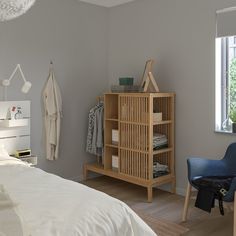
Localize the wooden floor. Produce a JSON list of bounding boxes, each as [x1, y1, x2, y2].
[[81, 176, 233, 236]]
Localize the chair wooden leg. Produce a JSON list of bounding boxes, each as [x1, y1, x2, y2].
[[182, 182, 192, 222], [234, 192, 236, 236]]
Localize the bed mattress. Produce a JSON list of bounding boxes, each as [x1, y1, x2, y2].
[[0, 159, 156, 236]]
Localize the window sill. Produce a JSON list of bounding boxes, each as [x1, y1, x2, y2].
[[215, 130, 236, 135]]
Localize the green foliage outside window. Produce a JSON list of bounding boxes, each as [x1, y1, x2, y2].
[[229, 58, 236, 122]]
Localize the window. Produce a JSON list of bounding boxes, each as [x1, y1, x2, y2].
[[215, 7, 236, 132], [215, 36, 236, 132]]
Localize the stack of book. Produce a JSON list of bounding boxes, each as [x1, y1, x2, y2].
[[111, 85, 141, 93]]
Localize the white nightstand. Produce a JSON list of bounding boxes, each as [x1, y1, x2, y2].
[[20, 156, 37, 166]]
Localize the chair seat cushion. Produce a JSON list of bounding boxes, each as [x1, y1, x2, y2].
[[192, 176, 233, 193]]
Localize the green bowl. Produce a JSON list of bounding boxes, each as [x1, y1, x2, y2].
[[119, 77, 134, 85]]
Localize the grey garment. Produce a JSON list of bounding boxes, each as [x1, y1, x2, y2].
[[86, 103, 102, 154], [91, 108, 99, 155], [97, 106, 104, 156], [86, 102, 104, 156], [86, 107, 96, 154], [97, 107, 104, 148]]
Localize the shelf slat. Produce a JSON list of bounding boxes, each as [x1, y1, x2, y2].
[[153, 147, 173, 155], [105, 144, 118, 149], [120, 120, 148, 126], [153, 120, 172, 125], [105, 118, 118, 122], [85, 163, 149, 187], [152, 174, 175, 184], [120, 146, 149, 154]]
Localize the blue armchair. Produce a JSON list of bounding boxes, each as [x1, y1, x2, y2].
[[182, 143, 236, 234]]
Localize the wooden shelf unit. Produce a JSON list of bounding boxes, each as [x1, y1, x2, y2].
[[84, 92, 175, 202]]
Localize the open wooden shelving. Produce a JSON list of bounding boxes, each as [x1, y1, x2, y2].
[[84, 92, 175, 202]]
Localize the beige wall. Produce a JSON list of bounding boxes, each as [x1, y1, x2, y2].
[[0, 0, 109, 180], [108, 0, 236, 193], [2, 0, 236, 191]]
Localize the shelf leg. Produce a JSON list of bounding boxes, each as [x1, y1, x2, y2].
[[83, 164, 88, 181], [171, 179, 176, 194], [147, 186, 153, 203]]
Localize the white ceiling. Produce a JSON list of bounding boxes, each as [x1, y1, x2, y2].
[[79, 0, 136, 7]]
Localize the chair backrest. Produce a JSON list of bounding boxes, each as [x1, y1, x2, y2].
[[222, 142, 236, 175]]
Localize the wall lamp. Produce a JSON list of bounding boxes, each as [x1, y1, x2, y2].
[[1, 64, 32, 100]]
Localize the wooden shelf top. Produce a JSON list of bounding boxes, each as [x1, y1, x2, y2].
[[105, 119, 172, 125], [104, 92, 175, 97], [152, 93, 175, 98]]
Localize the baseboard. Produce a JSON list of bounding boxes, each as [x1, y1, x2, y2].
[[156, 185, 186, 196], [157, 185, 196, 197], [176, 187, 186, 196]]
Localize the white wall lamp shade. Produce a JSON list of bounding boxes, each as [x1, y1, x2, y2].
[[0, 0, 36, 21], [21, 81, 32, 93]]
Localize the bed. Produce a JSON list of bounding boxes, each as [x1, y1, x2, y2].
[[0, 150, 156, 236]]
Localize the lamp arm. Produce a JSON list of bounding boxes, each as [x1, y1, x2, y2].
[[17, 64, 27, 83], [7, 64, 20, 83], [8, 64, 27, 83]]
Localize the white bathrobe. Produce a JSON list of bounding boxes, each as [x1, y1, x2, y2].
[[42, 69, 62, 160]]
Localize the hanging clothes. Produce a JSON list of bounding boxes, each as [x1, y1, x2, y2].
[[86, 102, 104, 156], [42, 66, 62, 161]]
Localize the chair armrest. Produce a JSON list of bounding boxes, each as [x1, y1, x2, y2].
[[187, 157, 228, 182]]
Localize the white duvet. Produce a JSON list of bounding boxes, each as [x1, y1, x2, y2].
[[0, 160, 156, 236]]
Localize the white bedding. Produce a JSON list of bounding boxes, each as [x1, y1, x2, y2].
[[0, 160, 156, 236]]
